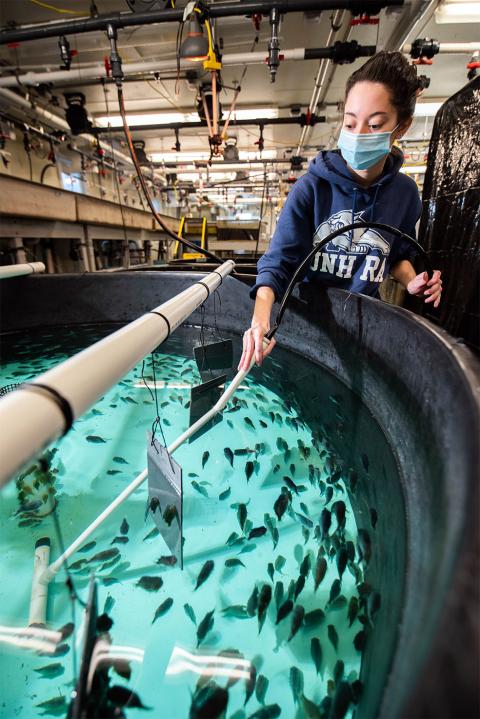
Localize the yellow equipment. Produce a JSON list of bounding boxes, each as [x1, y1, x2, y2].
[[174, 216, 207, 261]]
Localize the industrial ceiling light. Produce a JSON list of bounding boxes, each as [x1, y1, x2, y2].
[[414, 102, 443, 116], [180, 12, 209, 62], [64, 93, 93, 135], [133, 140, 149, 165], [435, 0, 480, 23]]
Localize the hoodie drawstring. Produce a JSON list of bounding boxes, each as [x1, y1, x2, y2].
[[351, 188, 357, 244], [350, 184, 380, 245], [369, 184, 380, 222]]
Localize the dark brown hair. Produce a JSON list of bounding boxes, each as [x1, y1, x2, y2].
[[345, 51, 421, 124]]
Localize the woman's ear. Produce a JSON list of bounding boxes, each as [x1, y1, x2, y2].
[[396, 116, 413, 139]]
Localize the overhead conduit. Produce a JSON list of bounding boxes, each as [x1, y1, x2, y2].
[[296, 8, 350, 154], [0, 1, 403, 45], [0, 45, 376, 89]]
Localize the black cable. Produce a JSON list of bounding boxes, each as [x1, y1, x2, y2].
[[40, 163, 56, 184], [141, 355, 174, 471], [116, 85, 224, 264], [212, 287, 224, 341], [265, 220, 433, 340], [102, 80, 130, 268], [26, 149, 33, 181], [174, 15, 184, 98], [256, 168, 268, 255]]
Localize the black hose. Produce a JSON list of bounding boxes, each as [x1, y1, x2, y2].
[[265, 220, 433, 340], [40, 163, 56, 184], [117, 85, 224, 265]]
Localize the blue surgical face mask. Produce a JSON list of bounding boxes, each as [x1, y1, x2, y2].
[[337, 123, 400, 170]]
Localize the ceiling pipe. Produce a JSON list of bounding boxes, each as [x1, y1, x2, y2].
[[159, 160, 293, 171], [403, 41, 480, 54], [96, 114, 327, 134], [296, 8, 351, 154], [0, 1, 403, 45], [0, 44, 376, 89], [0, 86, 166, 184]]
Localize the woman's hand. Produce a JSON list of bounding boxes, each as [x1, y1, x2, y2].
[[238, 321, 276, 372], [407, 270, 443, 308]]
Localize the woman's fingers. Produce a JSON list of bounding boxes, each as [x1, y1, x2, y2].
[[241, 330, 255, 371], [237, 336, 248, 371], [425, 288, 442, 304], [238, 327, 277, 371], [238, 330, 252, 371], [263, 336, 276, 359], [253, 327, 266, 365], [427, 269, 442, 286], [424, 270, 442, 305]]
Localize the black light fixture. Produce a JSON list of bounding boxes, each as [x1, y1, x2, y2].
[[180, 12, 209, 62], [58, 35, 72, 70], [290, 155, 307, 171], [223, 138, 239, 162], [64, 93, 93, 135], [133, 140, 149, 165]]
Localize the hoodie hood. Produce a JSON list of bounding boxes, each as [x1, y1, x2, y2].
[[308, 146, 405, 191], [308, 147, 405, 238]]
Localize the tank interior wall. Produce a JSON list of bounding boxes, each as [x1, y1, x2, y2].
[[1, 271, 479, 719]]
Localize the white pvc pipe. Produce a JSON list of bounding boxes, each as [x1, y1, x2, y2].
[[0, 625, 61, 641], [0, 48, 309, 89], [41, 340, 266, 584], [0, 634, 59, 654], [43, 468, 149, 583], [29, 539, 51, 626], [9, 238, 27, 265], [0, 262, 45, 279], [0, 261, 234, 487], [403, 41, 480, 54]]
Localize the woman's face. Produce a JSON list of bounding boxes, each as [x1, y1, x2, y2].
[[343, 81, 402, 137]]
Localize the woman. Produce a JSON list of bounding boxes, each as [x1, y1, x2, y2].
[[239, 51, 443, 370]]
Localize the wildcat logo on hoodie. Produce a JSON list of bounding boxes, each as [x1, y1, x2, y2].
[[310, 209, 390, 282], [312, 209, 390, 256]]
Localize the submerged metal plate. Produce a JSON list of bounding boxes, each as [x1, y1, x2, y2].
[[188, 373, 226, 441], [194, 339, 234, 383], [147, 432, 183, 569], [194, 339, 233, 373]]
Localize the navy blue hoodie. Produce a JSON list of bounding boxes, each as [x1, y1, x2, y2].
[[251, 146, 422, 301]]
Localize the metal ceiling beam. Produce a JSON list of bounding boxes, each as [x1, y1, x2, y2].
[[0, 1, 403, 46], [383, 0, 439, 51]]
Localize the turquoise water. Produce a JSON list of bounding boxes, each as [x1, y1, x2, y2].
[[0, 325, 369, 719]]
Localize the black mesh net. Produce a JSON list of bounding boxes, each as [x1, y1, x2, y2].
[[414, 76, 480, 353]]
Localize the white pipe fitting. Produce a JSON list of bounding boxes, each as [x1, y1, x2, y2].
[[0, 262, 45, 279], [29, 537, 51, 627]]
